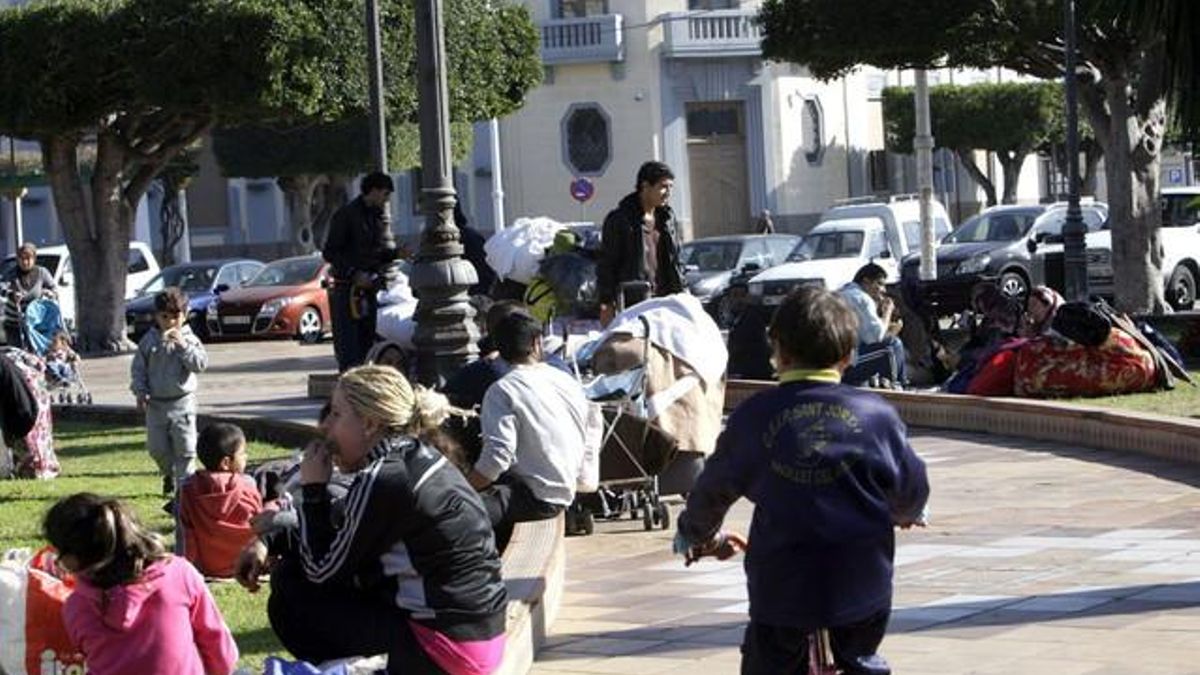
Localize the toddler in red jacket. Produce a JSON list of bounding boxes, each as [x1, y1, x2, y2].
[[179, 422, 262, 577]]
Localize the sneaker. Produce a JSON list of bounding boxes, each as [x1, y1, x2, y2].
[[162, 475, 174, 497]]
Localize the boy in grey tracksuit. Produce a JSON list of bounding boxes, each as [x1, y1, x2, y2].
[[130, 287, 208, 497]]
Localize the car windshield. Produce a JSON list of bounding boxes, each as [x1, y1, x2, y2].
[[787, 231, 864, 262], [945, 211, 1039, 243], [139, 266, 216, 295], [247, 258, 323, 287], [681, 242, 742, 271], [1162, 193, 1200, 227]]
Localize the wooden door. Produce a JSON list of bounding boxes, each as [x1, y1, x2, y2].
[[686, 101, 750, 239]]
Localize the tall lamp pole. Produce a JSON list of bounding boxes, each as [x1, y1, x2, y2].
[[913, 69, 937, 282], [410, 0, 479, 385], [365, 0, 388, 174], [1061, 0, 1088, 301]]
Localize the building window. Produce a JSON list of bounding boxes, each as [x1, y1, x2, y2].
[[556, 0, 607, 18], [686, 105, 742, 138], [688, 0, 739, 9], [800, 96, 825, 165], [562, 103, 611, 176]]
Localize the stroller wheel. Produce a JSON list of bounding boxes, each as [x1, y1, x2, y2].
[[642, 505, 654, 531], [657, 503, 671, 530]]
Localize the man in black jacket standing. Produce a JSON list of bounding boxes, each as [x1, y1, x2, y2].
[[322, 172, 398, 371], [597, 161, 686, 323]]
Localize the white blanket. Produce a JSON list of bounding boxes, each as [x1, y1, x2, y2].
[[483, 216, 567, 284], [599, 294, 728, 386]]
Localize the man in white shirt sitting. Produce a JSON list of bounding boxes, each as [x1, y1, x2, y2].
[[469, 311, 588, 547], [838, 263, 907, 386]]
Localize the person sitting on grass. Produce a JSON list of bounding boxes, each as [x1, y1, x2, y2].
[[178, 422, 262, 578], [43, 492, 238, 675], [675, 285, 930, 675], [235, 365, 506, 675]]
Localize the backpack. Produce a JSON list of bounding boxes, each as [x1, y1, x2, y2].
[[1051, 301, 1112, 347]]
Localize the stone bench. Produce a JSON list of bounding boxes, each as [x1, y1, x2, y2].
[[495, 515, 567, 674]]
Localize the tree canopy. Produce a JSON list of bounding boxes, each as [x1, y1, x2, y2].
[[0, 0, 339, 351], [212, 0, 542, 251], [883, 81, 1099, 205], [759, 0, 1198, 312]]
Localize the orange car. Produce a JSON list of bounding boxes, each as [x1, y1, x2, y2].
[[206, 255, 331, 343]]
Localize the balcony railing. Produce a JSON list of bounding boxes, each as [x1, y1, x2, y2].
[[540, 14, 624, 65], [662, 9, 763, 58]]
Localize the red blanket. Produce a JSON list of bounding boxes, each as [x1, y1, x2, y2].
[[1013, 328, 1157, 398]]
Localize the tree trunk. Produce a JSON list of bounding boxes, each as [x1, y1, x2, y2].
[[311, 174, 351, 250], [954, 149, 997, 206], [44, 132, 137, 353], [278, 174, 325, 255], [1081, 139, 1102, 197], [997, 151, 1023, 204], [1097, 77, 1168, 314]]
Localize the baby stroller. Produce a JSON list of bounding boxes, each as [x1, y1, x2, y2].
[[20, 297, 91, 404], [566, 314, 675, 536]]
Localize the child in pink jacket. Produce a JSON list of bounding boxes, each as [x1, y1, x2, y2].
[[43, 492, 238, 675]]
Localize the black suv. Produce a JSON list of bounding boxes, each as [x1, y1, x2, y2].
[[901, 203, 1108, 315]]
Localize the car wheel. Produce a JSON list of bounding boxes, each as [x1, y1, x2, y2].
[[1167, 265, 1196, 311], [297, 307, 323, 344], [998, 271, 1029, 300], [188, 312, 209, 341], [715, 293, 738, 328]]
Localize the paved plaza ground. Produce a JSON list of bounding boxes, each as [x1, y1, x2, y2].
[[82, 341, 1200, 674]]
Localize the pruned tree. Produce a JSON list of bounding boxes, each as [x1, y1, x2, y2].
[[759, 0, 1200, 313], [213, 0, 542, 254], [883, 81, 1101, 206], [156, 150, 200, 267], [0, 0, 333, 351]]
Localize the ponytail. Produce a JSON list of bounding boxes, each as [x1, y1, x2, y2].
[[43, 493, 167, 589]]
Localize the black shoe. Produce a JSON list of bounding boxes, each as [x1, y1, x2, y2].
[[162, 475, 174, 497]]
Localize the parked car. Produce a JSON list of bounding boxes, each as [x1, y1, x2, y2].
[[901, 202, 1108, 315], [680, 234, 799, 323], [748, 196, 951, 306], [1084, 187, 1200, 310], [205, 255, 330, 343], [0, 241, 159, 330], [125, 259, 264, 341]]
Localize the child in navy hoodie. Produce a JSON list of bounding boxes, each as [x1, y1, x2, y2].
[[676, 285, 929, 675]]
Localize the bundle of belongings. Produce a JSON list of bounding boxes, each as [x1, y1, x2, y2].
[[582, 294, 726, 495], [523, 229, 600, 323], [948, 296, 1191, 398]]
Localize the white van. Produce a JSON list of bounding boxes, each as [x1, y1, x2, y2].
[[0, 241, 160, 329], [748, 196, 952, 305]]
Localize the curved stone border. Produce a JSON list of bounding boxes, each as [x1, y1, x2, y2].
[[53, 403, 565, 675], [726, 380, 1200, 465]]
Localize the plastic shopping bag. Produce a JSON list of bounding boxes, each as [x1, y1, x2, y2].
[[0, 548, 85, 675], [576, 402, 603, 494]]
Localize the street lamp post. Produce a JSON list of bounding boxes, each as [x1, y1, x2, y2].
[[410, 0, 479, 385], [1061, 0, 1089, 301], [365, 0, 388, 174]]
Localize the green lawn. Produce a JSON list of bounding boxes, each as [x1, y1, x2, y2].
[[0, 421, 291, 672], [1060, 370, 1200, 419]]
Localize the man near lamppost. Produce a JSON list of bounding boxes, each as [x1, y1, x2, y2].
[[597, 161, 686, 323], [322, 172, 398, 372]]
